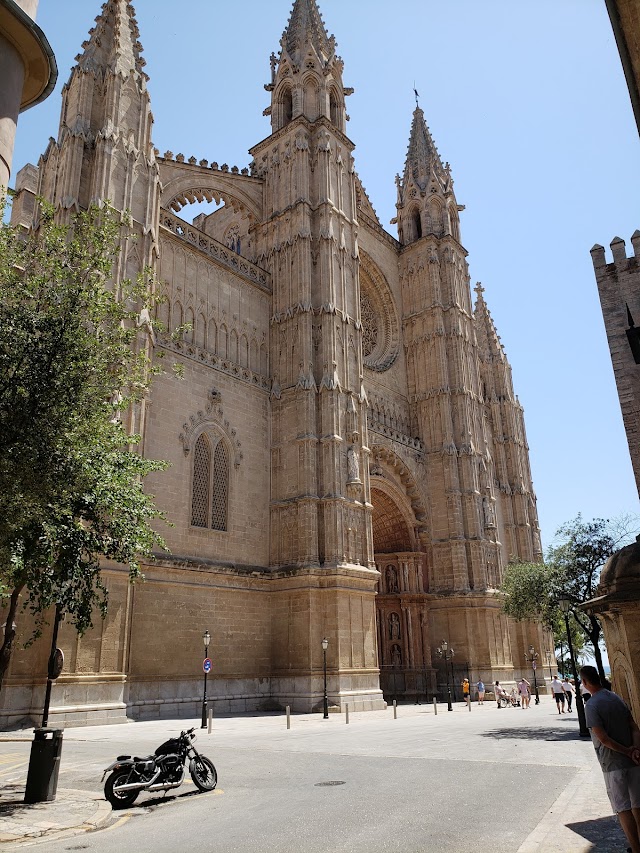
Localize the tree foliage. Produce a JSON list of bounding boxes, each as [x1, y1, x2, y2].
[[0, 201, 170, 691], [500, 514, 639, 681]]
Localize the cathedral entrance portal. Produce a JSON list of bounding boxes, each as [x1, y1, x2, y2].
[[371, 486, 435, 703]]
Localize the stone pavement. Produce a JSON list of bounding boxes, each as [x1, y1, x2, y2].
[[0, 699, 629, 851], [0, 784, 111, 845]]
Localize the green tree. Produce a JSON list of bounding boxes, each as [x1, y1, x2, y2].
[[0, 201, 170, 691], [500, 559, 587, 669], [500, 514, 639, 681], [546, 515, 638, 681]]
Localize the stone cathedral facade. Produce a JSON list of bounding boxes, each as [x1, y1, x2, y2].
[[3, 0, 549, 726]]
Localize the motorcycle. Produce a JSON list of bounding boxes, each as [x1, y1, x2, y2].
[[102, 727, 217, 809]]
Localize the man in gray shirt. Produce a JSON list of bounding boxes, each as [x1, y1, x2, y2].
[[580, 665, 640, 852]]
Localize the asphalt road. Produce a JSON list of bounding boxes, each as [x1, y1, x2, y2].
[[0, 701, 614, 852]]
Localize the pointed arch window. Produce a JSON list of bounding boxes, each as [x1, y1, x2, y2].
[[191, 432, 230, 531], [330, 90, 341, 129], [412, 209, 422, 241], [282, 87, 293, 127]]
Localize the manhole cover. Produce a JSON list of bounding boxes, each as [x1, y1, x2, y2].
[[314, 781, 346, 787]]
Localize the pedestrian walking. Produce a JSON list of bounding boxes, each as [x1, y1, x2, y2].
[[462, 678, 470, 706], [561, 676, 573, 712], [550, 675, 566, 714], [580, 679, 592, 703], [580, 665, 640, 853], [494, 681, 504, 708], [518, 677, 531, 709], [476, 679, 485, 705]]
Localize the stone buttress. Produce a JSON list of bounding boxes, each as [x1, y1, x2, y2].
[[395, 106, 547, 675], [250, 0, 383, 710]]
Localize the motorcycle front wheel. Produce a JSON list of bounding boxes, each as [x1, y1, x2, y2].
[[189, 755, 217, 791], [104, 769, 140, 809]]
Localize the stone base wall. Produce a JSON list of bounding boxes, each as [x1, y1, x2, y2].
[[0, 566, 546, 728], [269, 671, 385, 713]]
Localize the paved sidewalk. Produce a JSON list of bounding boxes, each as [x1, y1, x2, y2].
[[0, 702, 629, 851], [0, 784, 111, 845]]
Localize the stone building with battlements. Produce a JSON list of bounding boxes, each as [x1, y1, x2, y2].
[[1, 0, 549, 727]]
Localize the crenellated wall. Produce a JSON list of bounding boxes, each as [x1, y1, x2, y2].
[[592, 233, 640, 494]]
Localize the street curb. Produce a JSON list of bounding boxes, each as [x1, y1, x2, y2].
[[1, 789, 113, 849]]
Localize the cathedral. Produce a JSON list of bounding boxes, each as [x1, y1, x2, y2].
[[3, 0, 549, 726]]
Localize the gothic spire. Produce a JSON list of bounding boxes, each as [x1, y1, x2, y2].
[[403, 105, 445, 192], [281, 0, 335, 67], [474, 283, 506, 363], [394, 104, 459, 245], [266, 0, 349, 133], [76, 0, 147, 79]]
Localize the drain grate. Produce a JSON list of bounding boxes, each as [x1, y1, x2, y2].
[[314, 781, 346, 787]]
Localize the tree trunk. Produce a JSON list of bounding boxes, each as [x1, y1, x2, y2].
[[0, 585, 24, 694]]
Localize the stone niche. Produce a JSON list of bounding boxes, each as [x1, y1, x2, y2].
[[584, 540, 640, 721]]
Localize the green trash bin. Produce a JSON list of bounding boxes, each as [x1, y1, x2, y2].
[[24, 728, 63, 803]]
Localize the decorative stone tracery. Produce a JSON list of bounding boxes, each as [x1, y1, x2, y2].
[[359, 251, 399, 372]]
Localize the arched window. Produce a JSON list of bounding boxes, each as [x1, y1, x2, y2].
[[282, 88, 293, 127], [412, 209, 422, 241], [191, 434, 211, 528], [211, 441, 229, 531], [428, 199, 442, 237], [191, 434, 230, 532], [304, 79, 319, 121], [330, 90, 341, 128]]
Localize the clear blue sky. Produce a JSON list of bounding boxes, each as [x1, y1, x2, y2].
[[11, 0, 640, 550]]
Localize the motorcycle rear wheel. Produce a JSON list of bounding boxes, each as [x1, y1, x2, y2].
[[104, 769, 140, 809], [189, 755, 217, 791]]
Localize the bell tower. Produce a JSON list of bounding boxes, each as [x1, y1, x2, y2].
[[251, 0, 383, 711], [397, 104, 511, 665], [30, 0, 161, 442], [36, 0, 160, 273]]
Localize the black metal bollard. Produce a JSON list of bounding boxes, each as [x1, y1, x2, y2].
[[24, 728, 63, 803]]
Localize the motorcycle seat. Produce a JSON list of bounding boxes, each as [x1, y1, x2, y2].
[[133, 755, 155, 762]]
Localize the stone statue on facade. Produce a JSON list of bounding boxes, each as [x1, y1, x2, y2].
[[347, 444, 361, 484], [389, 612, 401, 640], [386, 566, 398, 594]]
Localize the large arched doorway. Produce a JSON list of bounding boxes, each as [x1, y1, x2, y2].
[[370, 483, 435, 703]]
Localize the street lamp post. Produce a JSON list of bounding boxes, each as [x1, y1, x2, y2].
[[558, 598, 590, 738], [322, 638, 329, 720], [525, 645, 540, 705], [436, 641, 455, 711], [545, 650, 554, 683], [201, 630, 211, 729]]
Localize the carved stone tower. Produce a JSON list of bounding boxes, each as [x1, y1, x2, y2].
[[396, 106, 541, 670], [35, 0, 160, 270], [28, 0, 160, 439], [251, 0, 383, 709], [474, 283, 542, 564]]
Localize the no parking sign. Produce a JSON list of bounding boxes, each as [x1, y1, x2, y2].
[[203, 657, 212, 673]]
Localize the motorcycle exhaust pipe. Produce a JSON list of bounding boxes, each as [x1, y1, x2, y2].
[[116, 770, 162, 791], [147, 778, 184, 792]]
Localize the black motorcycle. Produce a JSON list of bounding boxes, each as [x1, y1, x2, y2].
[[102, 727, 217, 809]]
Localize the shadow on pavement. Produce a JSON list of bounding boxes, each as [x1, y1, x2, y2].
[[0, 784, 28, 816], [480, 727, 586, 742], [565, 815, 627, 851], [130, 788, 218, 812]]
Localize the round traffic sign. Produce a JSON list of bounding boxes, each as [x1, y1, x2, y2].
[[532, 660, 537, 670], [203, 657, 212, 673]]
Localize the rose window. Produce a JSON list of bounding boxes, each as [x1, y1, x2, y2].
[[361, 292, 379, 357]]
